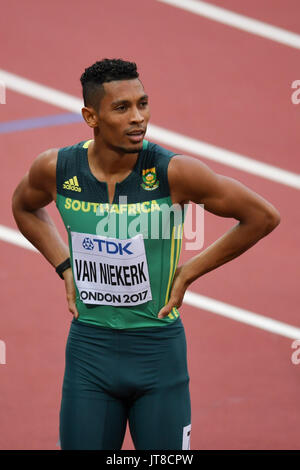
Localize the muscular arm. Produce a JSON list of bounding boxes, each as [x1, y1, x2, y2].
[[12, 149, 78, 318], [12, 149, 69, 266], [158, 155, 280, 317]]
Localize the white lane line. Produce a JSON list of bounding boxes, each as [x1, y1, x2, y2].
[[184, 291, 300, 340], [0, 69, 81, 112], [157, 0, 300, 50], [1, 224, 299, 340], [0, 69, 299, 190], [148, 124, 300, 190], [0, 224, 37, 251]]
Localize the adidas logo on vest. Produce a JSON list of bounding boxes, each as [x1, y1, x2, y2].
[[63, 176, 82, 192]]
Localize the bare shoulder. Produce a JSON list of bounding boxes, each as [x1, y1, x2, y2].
[[12, 148, 59, 212], [168, 154, 221, 204], [29, 148, 58, 184], [28, 148, 59, 196], [168, 154, 214, 178]]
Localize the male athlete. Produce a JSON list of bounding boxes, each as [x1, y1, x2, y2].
[[12, 59, 280, 450]]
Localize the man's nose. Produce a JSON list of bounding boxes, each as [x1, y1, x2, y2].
[[130, 106, 144, 123]]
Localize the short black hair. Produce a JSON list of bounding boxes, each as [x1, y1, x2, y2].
[[80, 58, 139, 110]]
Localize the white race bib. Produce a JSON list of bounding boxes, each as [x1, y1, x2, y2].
[[71, 231, 152, 306]]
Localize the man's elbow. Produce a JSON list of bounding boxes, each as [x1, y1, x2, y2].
[[11, 182, 29, 224], [243, 205, 281, 238], [11, 187, 20, 218], [262, 206, 281, 235]]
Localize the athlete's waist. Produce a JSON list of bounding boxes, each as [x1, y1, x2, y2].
[[72, 315, 183, 333]]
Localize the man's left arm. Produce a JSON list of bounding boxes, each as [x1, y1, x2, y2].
[[158, 155, 281, 318]]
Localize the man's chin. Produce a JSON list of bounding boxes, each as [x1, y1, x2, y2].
[[108, 141, 144, 154], [122, 142, 144, 154]]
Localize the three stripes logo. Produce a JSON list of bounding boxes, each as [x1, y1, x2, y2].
[[63, 176, 82, 192]]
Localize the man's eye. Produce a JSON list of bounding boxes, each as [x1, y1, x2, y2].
[[140, 101, 148, 107], [116, 105, 126, 111]]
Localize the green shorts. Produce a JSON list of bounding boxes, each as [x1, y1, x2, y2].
[[59, 317, 191, 450]]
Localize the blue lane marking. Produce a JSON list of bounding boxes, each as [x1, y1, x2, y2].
[[0, 113, 83, 134]]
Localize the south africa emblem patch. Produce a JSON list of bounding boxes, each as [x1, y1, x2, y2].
[[141, 167, 159, 191]]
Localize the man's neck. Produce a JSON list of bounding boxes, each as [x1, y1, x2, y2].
[[88, 139, 139, 179]]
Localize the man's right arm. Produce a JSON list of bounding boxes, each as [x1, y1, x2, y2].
[[12, 149, 70, 266], [12, 149, 78, 318]]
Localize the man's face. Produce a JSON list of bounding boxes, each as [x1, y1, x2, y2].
[[95, 78, 150, 154]]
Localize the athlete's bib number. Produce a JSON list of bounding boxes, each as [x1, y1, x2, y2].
[[70, 231, 152, 306]]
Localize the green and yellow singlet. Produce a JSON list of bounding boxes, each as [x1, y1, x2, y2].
[[56, 139, 185, 329]]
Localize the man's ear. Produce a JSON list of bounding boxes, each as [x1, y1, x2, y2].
[[81, 106, 99, 128]]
